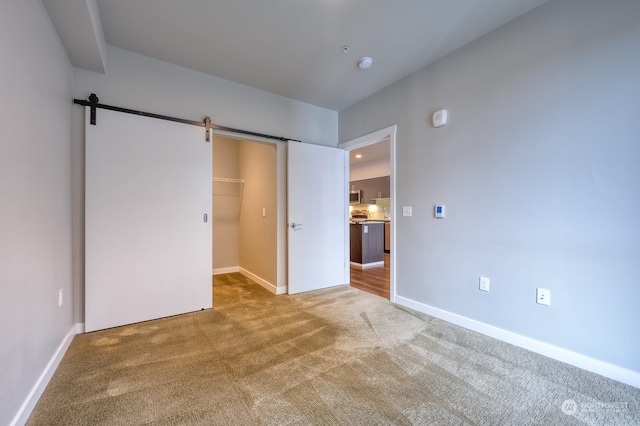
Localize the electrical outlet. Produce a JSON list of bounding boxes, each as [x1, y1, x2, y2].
[[58, 289, 63, 307], [536, 288, 550, 306], [402, 206, 412, 217], [479, 276, 490, 292]]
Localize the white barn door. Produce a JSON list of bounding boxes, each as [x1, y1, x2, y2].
[[85, 108, 211, 332], [288, 142, 347, 294]]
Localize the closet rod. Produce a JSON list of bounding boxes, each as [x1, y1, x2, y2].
[[73, 93, 301, 143]]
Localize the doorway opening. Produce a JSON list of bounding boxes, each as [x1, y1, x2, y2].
[[212, 133, 285, 296], [339, 125, 397, 302]]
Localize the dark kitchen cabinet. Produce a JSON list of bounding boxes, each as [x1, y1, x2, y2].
[[350, 176, 390, 203], [350, 222, 384, 265]]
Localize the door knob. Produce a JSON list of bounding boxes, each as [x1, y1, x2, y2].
[[289, 222, 303, 229]]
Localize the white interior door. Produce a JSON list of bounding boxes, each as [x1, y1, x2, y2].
[[85, 108, 212, 332], [288, 142, 347, 294]]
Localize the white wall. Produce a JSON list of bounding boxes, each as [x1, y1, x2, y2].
[[0, 0, 74, 423], [340, 0, 640, 378], [72, 46, 338, 322]]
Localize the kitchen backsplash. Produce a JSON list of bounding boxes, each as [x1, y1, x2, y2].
[[349, 198, 391, 220]]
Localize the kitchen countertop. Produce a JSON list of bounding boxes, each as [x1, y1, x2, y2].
[[349, 219, 390, 224]]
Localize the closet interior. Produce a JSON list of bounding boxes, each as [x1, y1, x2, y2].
[[212, 135, 278, 290]]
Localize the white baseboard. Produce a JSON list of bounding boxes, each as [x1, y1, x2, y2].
[[274, 286, 288, 295], [212, 266, 239, 275], [395, 295, 640, 389], [213, 266, 287, 294], [239, 268, 286, 295], [11, 324, 78, 426], [350, 261, 384, 269]]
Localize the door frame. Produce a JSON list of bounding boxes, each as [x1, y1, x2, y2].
[[338, 125, 397, 302]]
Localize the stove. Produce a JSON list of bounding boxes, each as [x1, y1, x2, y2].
[[351, 209, 369, 221]]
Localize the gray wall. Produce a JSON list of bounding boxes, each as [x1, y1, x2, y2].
[[0, 0, 74, 423], [340, 0, 640, 373]]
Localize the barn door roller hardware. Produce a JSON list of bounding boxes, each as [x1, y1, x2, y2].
[[73, 93, 301, 143], [88, 93, 99, 125], [204, 116, 212, 142]]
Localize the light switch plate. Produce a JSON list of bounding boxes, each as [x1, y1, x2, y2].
[[536, 288, 550, 306], [402, 206, 412, 217]]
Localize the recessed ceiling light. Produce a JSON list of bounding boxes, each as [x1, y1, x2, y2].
[[355, 154, 362, 159], [358, 57, 373, 69]]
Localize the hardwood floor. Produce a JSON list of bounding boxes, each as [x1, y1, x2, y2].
[[350, 253, 390, 299]]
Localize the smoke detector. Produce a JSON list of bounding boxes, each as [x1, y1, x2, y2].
[[358, 56, 373, 69]]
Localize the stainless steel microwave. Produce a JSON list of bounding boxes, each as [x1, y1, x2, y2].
[[349, 190, 362, 204]]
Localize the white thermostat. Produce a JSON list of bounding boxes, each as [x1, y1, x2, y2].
[[434, 205, 445, 218], [432, 109, 448, 128]]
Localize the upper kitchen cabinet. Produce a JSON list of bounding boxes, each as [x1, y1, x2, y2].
[[350, 176, 390, 203]]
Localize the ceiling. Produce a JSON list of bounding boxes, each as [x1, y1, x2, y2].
[[350, 140, 390, 166], [44, 0, 548, 111]]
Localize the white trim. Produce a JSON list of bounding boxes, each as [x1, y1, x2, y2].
[[75, 322, 85, 334], [213, 266, 239, 275], [338, 126, 395, 151], [350, 261, 384, 269], [395, 295, 640, 389], [11, 325, 77, 426], [239, 268, 286, 295]]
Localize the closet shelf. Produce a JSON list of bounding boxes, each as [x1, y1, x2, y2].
[[213, 177, 245, 184]]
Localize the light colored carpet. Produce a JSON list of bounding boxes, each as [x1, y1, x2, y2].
[[28, 273, 639, 425]]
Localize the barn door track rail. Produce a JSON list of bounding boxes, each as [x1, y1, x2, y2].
[[73, 93, 301, 143]]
